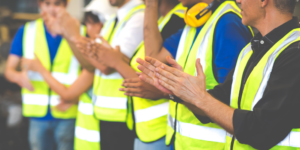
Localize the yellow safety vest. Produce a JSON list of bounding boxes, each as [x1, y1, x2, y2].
[[74, 93, 100, 150], [226, 28, 300, 150], [165, 1, 253, 149], [22, 18, 86, 119], [93, 4, 145, 122], [129, 4, 186, 143]]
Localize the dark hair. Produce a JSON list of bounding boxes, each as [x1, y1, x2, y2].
[[274, 0, 297, 14], [38, 0, 68, 5], [84, 12, 100, 24]]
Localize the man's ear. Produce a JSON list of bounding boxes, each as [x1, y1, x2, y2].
[[261, 0, 268, 8]]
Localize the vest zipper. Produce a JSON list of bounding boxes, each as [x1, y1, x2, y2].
[[169, 102, 179, 147], [129, 96, 137, 137], [48, 65, 53, 113], [230, 136, 235, 150]]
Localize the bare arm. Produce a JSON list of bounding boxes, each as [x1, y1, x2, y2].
[[5, 55, 33, 91], [81, 52, 115, 75], [22, 58, 94, 102], [5, 55, 22, 84], [144, 0, 173, 63], [114, 60, 139, 79], [65, 37, 95, 72], [39, 68, 94, 102]]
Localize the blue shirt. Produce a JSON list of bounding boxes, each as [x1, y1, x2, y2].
[[163, 13, 252, 83], [10, 24, 63, 121]]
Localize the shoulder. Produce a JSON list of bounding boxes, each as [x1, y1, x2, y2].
[[274, 41, 300, 70], [128, 11, 144, 21], [215, 12, 249, 32], [214, 12, 252, 42]]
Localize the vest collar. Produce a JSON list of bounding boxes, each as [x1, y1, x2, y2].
[[251, 17, 299, 53], [117, 0, 143, 22]]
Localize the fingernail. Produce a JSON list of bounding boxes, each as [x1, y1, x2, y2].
[[155, 68, 159, 71], [161, 65, 164, 69], [156, 73, 159, 77], [158, 79, 161, 83]]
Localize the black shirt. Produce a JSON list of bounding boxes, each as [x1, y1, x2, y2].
[[160, 14, 186, 41], [207, 17, 300, 149]]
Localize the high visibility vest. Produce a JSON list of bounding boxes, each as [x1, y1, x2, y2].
[[22, 18, 86, 119], [74, 93, 100, 150], [93, 4, 145, 122], [165, 1, 253, 149], [226, 28, 300, 150], [129, 4, 186, 143]]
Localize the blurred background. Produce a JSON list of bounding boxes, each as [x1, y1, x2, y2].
[[0, 0, 299, 150], [0, 1, 91, 149]]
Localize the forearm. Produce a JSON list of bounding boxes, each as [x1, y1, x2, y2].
[[144, 0, 164, 57], [82, 55, 114, 75], [65, 37, 95, 72], [184, 102, 207, 116], [38, 67, 76, 101], [5, 69, 22, 84], [194, 92, 235, 134], [114, 60, 138, 79]]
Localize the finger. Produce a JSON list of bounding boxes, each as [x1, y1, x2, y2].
[[155, 67, 179, 83], [137, 58, 156, 72], [158, 63, 183, 77], [115, 46, 121, 52], [119, 88, 141, 93], [122, 82, 141, 88], [124, 93, 143, 98], [166, 56, 183, 71], [196, 58, 205, 78], [139, 73, 155, 86], [158, 79, 175, 93], [123, 78, 140, 84], [136, 72, 142, 76], [145, 56, 163, 67], [155, 71, 177, 87], [137, 64, 155, 78]]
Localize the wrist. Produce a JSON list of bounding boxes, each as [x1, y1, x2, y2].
[[194, 91, 211, 110], [68, 34, 81, 43], [146, 0, 159, 7], [113, 59, 125, 70]]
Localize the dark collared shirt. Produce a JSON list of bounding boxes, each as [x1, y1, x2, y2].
[[207, 17, 300, 149]]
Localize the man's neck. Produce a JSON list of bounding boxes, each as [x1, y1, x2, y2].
[[255, 11, 293, 37], [118, 0, 131, 8], [159, 2, 178, 17]]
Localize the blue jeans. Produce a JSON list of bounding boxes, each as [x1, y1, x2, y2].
[[134, 137, 170, 150], [29, 119, 75, 150]]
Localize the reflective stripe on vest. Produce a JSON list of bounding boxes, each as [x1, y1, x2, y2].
[[227, 29, 300, 150], [22, 18, 86, 118], [127, 4, 186, 142], [168, 115, 226, 143], [166, 1, 252, 149], [93, 4, 145, 122], [75, 94, 100, 150]]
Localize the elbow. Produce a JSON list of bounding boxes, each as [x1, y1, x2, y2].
[[99, 67, 114, 75], [238, 137, 273, 150], [4, 69, 14, 83]]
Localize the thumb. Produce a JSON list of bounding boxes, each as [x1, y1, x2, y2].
[[166, 56, 183, 71], [115, 46, 121, 52], [196, 58, 204, 78]]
